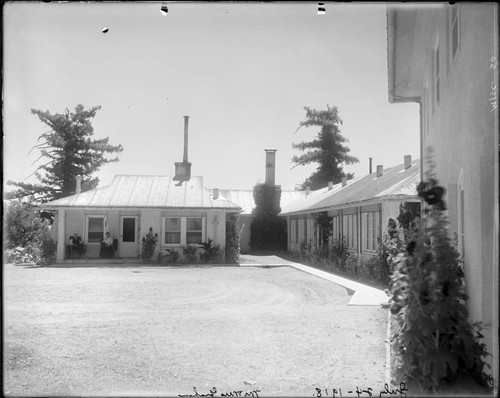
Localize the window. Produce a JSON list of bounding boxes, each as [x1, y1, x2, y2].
[[457, 170, 465, 256], [332, 215, 340, 242], [449, 5, 460, 62], [342, 214, 357, 250], [290, 219, 297, 243], [165, 218, 181, 244], [433, 43, 440, 111], [362, 211, 380, 252], [186, 217, 202, 244], [163, 216, 205, 245], [303, 218, 308, 243], [87, 216, 106, 243], [423, 83, 429, 137]]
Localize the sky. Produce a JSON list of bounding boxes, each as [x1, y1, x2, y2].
[[3, 2, 420, 193]]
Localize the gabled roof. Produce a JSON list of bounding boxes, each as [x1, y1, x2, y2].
[[280, 159, 421, 216], [41, 175, 242, 211], [215, 189, 305, 215]]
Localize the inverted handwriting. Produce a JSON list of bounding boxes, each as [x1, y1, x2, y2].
[[178, 387, 260, 398], [179, 387, 217, 397], [313, 382, 407, 398]]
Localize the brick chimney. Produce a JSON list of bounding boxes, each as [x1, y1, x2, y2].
[[265, 149, 277, 186], [376, 165, 384, 177], [342, 177, 347, 187], [174, 116, 192, 181], [328, 181, 334, 190], [212, 188, 219, 200], [404, 155, 412, 169], [75, 175, 82, 194]]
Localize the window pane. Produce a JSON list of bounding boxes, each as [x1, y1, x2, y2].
[[187, 232, 202, 244], [88, 217, 103, 242], [187, 218, 202, 230], [165, 232, 181, 244], [165, 218, 181, 231]]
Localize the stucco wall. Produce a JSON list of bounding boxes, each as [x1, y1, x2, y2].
[[412, 3, 498, 380], [419, 4, 497, 328]]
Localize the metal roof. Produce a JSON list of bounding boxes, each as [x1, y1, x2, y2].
[[280, 159, 421, 216], [215, 189, 304, 215], [41, 175, 242, 211]]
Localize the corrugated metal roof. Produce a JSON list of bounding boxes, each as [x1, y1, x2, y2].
[[41, 175, 242, 211], [280, 159, 421, 215], [215, 189, 304, 215]]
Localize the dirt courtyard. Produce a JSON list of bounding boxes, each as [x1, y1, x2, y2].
[[4, 262, 389, 397]]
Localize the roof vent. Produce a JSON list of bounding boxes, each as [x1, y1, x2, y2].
[[404, 155, 412, 169], [376, 165, 383, 177]]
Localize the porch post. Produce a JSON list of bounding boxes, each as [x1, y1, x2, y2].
[[56, 209, 66, 261]]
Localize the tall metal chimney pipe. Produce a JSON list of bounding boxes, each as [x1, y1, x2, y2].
[[183, 116, 190, 163], [369, 157, 373, 174]]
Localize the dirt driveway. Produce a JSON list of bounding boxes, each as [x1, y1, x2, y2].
[[4, 262, 389, 397]]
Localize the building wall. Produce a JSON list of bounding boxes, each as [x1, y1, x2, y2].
[[409, 3, 498, 382], [418, 3, 497, 344], [58, 208, 229, 262], [286, 200, 415, 258]]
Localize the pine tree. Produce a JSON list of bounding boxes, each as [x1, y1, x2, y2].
[[292, 106, 358, 190], [6, 105, 123, 202]]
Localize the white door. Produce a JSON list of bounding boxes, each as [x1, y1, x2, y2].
[[120, 216, 139, 258]]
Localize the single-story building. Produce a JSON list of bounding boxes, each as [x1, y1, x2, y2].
[[41, 175, 242, 262], [280, 156, 420, 260]]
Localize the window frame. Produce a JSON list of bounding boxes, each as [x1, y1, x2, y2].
[[361, 211, 380, 253], [432, 41, 441, 112], [448, 5, 461, 69], [342, 213, 357, 250], [85, 215, 107, 244], [162, 216, 205, 246]]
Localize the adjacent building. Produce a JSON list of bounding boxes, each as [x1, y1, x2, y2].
[[387, 2, 498, 385], [280, 157, 420, 260]]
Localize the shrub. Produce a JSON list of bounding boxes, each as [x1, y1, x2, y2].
[[182, 245, 198, 263], [390, 177, 491, 392], [250, 183, 287, 251], [200, 239, 222, 263], [344, 254, 359, 277], [225, 216, 241, 263], [141, 227, 158, 262], [329, 237, 349, 272]]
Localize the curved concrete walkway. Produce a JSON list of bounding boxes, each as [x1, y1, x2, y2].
[[239, 254, 390, 306]]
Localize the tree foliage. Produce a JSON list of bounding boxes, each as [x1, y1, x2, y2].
[[6, 105, 123, 203], [292, 106, 359, 190], [3, 200, 57, 265], [250, 184, 287, 251]]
